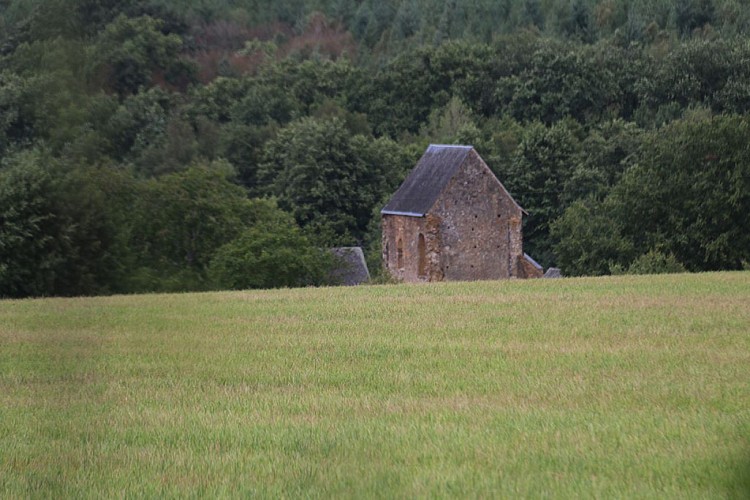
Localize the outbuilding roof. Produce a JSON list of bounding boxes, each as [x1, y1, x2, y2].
[[329, 247, 370, 286], [524, 253, 543, 271], [381, 145, 472, 216]]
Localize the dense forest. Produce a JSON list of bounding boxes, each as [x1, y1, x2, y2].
[[1, 0, 749, 297]]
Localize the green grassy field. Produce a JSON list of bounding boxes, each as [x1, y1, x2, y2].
[[1, 272, 749, 498]]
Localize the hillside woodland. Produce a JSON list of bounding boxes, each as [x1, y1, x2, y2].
[[1, 0, 749, 297]]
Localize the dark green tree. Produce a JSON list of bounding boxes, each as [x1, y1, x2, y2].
[[0, 151, 135, 297], [259, 117, 410, 245], [92, 14, 191, 96], [209, 199, 332, 290], [496, 40, 622, 125], [674, 0, 715, 36], [0, 150, 66, 297], [503, 120, 583, 266], [551, 197, 635, 276], [609, 111, 750, 271], [393, 0, 422, 41], [520, 0, 545, 29], [128, 161, 253, 291]]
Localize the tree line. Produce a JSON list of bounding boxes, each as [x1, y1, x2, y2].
[[1, 0, 749, 297]]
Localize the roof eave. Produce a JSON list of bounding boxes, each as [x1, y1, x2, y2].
[[380, 210, 425, 217]]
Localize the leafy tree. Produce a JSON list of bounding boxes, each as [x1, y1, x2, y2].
[[104, 86, 173, 163], [520, 0, 545, 29], [638, 39, 750, 114], [674, 0, 715, 36], [503, 120, 583, 266], [559, 0, 595, 42], [433, 0, 457, 45], [209, 199, 332, 290], [420, 96, 480, 144], [48, 162, 139, 296], [393, 0, 422, 41], [622, 250, 686, 275], [128, 161, 253, 291], [609, 111, 750, 271], [0, 71, 35, 154], [260, 117, 410, 244], [496, 40, 622, 125], [566, 118, 642, 202], [358, 45, 451, 136], [92, 14, 191, 95], [0, 151, 135, 297], [551, 197, 635, 276], [0, 150, 65, 297]]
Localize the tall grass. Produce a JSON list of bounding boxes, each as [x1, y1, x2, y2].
[[1, 272, 749, 497]]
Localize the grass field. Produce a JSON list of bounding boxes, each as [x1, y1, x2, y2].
[[1, 272, 749, 498]]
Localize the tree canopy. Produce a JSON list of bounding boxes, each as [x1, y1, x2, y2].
[[2, 0, 749, 296]]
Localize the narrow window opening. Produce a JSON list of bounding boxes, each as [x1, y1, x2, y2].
[[397, 238, 404, 269], [418, 234, 427, 278]]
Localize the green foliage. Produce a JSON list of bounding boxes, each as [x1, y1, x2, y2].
[[3, 0, 750, 293], [503, 120, 583, 266], [610, 112, 750, 271], [420, 96, 479, 144], [674, 0, 715, 37], [0, 150, 136, 297], [127, 162, 253, 292], [0, 71, 35, 154], [551, 197, 635, 277], [622, 250, 687, 275], [639, 39, 750, 116], [92, 14, 191, 95], [496, 40, 622, 124], [209, 200, 332, 289], [557, 112, 750, 275], [520, 0, 545, 29], [260, 117, 410, 245], [393, 0, 422, 41], [0, 150, 65, 297]]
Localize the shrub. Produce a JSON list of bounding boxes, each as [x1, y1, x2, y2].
[[625, 250, 687, 275]]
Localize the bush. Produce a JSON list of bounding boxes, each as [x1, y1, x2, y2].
[[209, 211, 333, 290], [624, 250, 687, 275]]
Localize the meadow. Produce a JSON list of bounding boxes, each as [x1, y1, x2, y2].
[[1, 272, 749, 498]]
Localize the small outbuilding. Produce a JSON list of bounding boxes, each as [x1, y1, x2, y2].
[[330, 247, 370, 286], [381, 144, 542, 282], [543, 267, 563, 279]]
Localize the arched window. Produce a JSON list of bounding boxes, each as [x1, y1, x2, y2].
[[418, 234, 427, 278], [397, 238, 404, 269]]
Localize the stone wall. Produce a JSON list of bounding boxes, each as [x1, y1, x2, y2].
[[382, 214, 441, 282], [518, 256, 544, 279], [429, 150, 524, 281]]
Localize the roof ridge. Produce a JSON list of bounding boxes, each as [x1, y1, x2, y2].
[[428, 144, 473, 149]]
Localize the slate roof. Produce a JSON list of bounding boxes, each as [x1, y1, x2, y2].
[[381, 145, 473, 216], [543, 267, 562, 279], [524, 253, 543, 271], [329, 247, 370, 286], [381, 144, 525, 217]]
